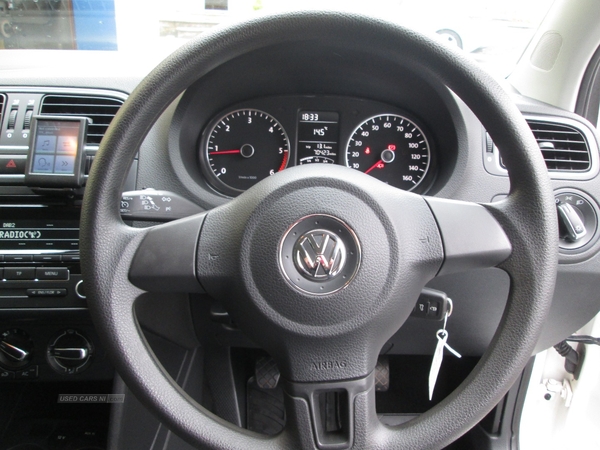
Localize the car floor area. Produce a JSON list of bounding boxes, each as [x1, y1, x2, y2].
[[0, 380, 112, 450], [519, 312, 600, 450]]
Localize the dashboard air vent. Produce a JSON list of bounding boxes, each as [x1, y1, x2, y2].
[[526, 119, 591, 172], [40, 95, 124, 145], [0, 94, 5, 126]]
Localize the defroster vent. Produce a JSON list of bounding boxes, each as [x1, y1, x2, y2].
[[40, 94, 124, 145], [527, 119, 591, 172]]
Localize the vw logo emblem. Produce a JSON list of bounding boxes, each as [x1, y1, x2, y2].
[[279, 214, 361, 296], [293, 230, 347, 280]]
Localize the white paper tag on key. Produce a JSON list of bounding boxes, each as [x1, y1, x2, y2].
[[428, 300, 461, 400]]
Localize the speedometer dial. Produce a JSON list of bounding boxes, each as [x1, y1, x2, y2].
[[201, 109, 290, 196], [345, 114, 430, 191]]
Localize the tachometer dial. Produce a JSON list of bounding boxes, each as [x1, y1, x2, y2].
[[201, 109, 290, 195], [345, 114, 430, 191]]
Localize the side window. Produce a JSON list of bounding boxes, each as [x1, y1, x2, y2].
[[205, 0, 228, 10]]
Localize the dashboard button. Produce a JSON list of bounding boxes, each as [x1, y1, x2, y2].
[[4, 268, 35, 280], [61, 254, 80, 263], [75, 280, 86, 299], [5, 255, 33, 263], [35, 267, 69, 280], [33, 254, 61, 262], [15, 365, 38, 380], [0, 370, 14, 380], [0, 157, 26, 175], [27, 288, 67, 297]]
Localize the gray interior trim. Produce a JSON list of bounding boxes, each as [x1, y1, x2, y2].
[[508, 0, 600, 111]]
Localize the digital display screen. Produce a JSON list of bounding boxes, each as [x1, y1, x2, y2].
[[30, 120, 82, 175], [0, 219, 79, 250], [297, 111, 339, 165]]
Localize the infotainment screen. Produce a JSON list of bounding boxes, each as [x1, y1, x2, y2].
[[25, 116, 88, 187]]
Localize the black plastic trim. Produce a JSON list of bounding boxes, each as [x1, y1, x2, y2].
[[575, 44, 600, 127], [128, 214, 206, 293]]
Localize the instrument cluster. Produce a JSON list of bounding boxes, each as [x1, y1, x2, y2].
[[198, 96, 436, 197]]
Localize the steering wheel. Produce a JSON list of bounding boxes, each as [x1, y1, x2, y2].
[[80, 11, 557, 450]]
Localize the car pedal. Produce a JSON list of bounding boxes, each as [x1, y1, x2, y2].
[[375, 356, 389, 392], [255, 356, 280, 389]]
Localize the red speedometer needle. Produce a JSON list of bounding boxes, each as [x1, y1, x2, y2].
[[208, 149, 240, 155], [364, 160, 385, 174]]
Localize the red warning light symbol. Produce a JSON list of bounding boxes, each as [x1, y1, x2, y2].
[[365, 147, 371, 155], [5, 159, 17, 168]]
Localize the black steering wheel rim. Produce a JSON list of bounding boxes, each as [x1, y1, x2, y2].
[[81, 11, 558, 450]]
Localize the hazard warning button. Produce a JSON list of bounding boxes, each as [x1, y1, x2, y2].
[[0, 157, 26, 175]]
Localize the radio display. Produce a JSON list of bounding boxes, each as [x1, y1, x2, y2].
[[0, 216, 79, 251]]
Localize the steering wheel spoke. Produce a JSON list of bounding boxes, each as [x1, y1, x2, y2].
[[283, 373, 380, 450], [424, 197, 512, 276], [128, 213, 207, 293]]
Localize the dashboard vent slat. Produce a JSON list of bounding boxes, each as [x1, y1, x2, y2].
[[526, 119, 591, 172], [40, 95, 124, 145], [0, 94, 5, 127]]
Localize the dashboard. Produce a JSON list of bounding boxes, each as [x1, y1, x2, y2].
[[0, 32, 599, 448], [1, 43, 600, 356], [0, 42, 598, 357]]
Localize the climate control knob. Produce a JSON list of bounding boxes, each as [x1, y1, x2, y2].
[[0, 329, 33, 369], [47, 329, 93, 375]]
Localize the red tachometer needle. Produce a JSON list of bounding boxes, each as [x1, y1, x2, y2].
[[364, 160, 385, 174], [208, 149, 240, 155]]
